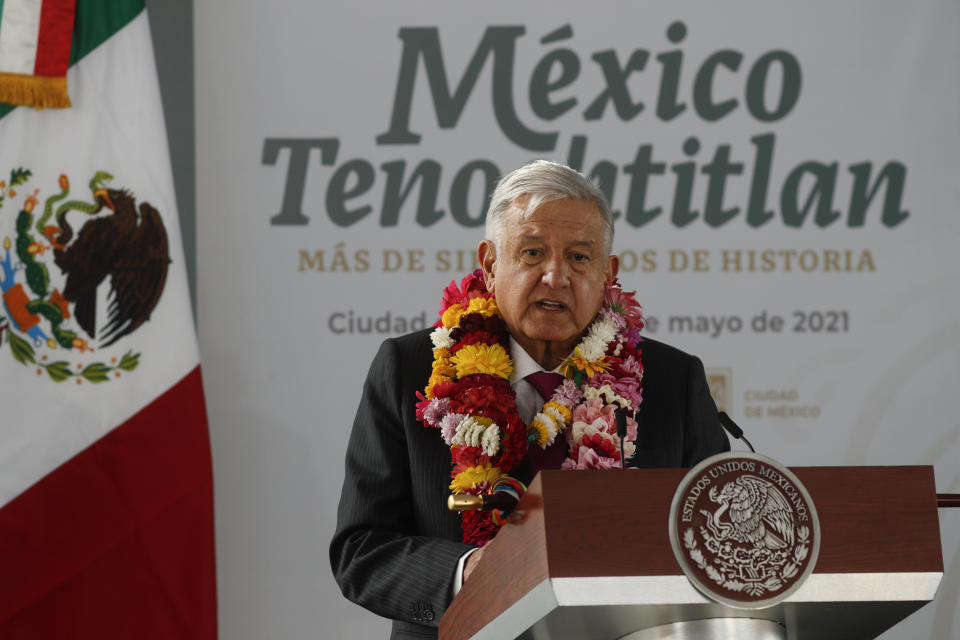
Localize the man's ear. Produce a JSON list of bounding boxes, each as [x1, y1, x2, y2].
[[478, 240, 497, 292], [605, 253, 620, 284]]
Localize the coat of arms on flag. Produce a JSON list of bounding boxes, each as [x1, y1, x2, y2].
[[1, 168, 170, 382]]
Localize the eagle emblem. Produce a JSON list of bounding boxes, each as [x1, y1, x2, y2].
[[669, 453, 820, 609], [702, 475, 796, 551], [0, 168, 170, 383]]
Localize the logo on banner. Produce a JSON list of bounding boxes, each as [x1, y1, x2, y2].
[[0, 169, 170, 383], [669, 452, 820, 608], [706, 367, 733, 413]]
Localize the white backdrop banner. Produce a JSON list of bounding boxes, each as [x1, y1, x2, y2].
[[196, 1, 959, 638]]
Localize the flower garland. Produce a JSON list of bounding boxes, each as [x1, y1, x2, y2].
[[416, 269, 645, 545]]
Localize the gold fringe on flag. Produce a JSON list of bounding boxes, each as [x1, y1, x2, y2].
[[0, 71, 71, 109]]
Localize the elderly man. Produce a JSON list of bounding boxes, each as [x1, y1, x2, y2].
[[330, 160, 729, 639]]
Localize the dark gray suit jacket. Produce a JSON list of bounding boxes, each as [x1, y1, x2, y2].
[[330, 328, 729, 639]]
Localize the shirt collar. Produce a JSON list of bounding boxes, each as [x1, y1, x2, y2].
[[508, 336, 562, 384]]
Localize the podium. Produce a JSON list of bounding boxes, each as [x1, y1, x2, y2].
[[440, 467, 943, 640]]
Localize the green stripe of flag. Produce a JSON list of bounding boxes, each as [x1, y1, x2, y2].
[[0, 0, 145, 118]]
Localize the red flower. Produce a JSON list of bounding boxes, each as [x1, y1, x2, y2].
[[450, 330, 502, 352], [451, 447, 491, 473], [440, 269, 489, 315], [462, 510, 499, 546], [575, 433, 620, 460], [492, 413, 527, 471], [460, 269, 488, 297], [452, 313, 508, 340], [430, 379, 458, 399], [605, 282, 644, 330], [457, 383, 514, 415], [415, 391, 432, 422]]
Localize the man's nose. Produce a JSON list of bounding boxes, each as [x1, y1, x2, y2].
[[541, 255, 570, 288]]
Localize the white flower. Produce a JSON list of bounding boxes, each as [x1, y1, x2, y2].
[[583, 384, 631, 409], [571, 418, 610, 442], [591, 317, 617, 344], [532, 413, 559, 447], [452, 417, 481, 447], [544, 404, 568, 429], [578, 316, 617, 360], [430, 326, 454, 349], [450, 417, 470, 446], [452, 416, 501, 456], [580, 335, 608, 361], [480, 424, 501, 456]]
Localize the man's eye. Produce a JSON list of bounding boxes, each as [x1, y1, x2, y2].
[[523, 249, 542, 258], [571, 253, 589, 262]]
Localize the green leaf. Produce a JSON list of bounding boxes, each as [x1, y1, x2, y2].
[[81, 362, 111, 383], [9, 167, 31, 187], [45, 361, 73, 382], [8, 331, 36, 365], [118, 351, 140, 371]]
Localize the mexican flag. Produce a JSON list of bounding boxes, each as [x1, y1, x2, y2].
[[0, 1, 216, 637]]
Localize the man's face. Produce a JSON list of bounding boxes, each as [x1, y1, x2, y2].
[[478, 198, 619, 369]]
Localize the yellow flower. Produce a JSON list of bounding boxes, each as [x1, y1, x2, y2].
[[441, 304, 464, 328], [543, 401, 572, 423], [464, 296, 499, 318], [529, 415, 556, 446], [451, 343, 513, 379], [560, 346, 611, 379], [450, 464, 504, 493], [437, 361, 456, 377], [424, 346, 462, 397], [424, 372, 451, 398]]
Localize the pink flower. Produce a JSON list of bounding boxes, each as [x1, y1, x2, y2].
[[604, 283, 644, 330], [561, 446, 619, 470], [618, 354, 643, 378], [552, 378, 583, 408], [598, 306, 628, 332], [622, 415, 638, 459], [440, 413, 467, 445], [571, 397, 617, 433], [588, 373, 643, 409], [422, 397, 451, 427]]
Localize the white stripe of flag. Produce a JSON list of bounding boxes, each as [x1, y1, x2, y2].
[[0, 0, 42, 75]]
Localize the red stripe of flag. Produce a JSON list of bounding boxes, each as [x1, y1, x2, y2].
[[0, 366, 216, 638], [34, 0, 77, 77]]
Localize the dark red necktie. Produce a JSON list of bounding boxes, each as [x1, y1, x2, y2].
[[525, 372, 568, 474]]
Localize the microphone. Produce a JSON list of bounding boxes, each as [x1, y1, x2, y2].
[[447, 476, 525, 521], [718, 411, 756, 453], [615, 408, 628, 469], [447, 492, 518, 512]]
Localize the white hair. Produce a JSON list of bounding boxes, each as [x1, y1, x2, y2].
[[484, 160, 614, 255]]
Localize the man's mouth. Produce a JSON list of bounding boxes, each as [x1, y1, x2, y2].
[[536, 300, 567, 311]]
